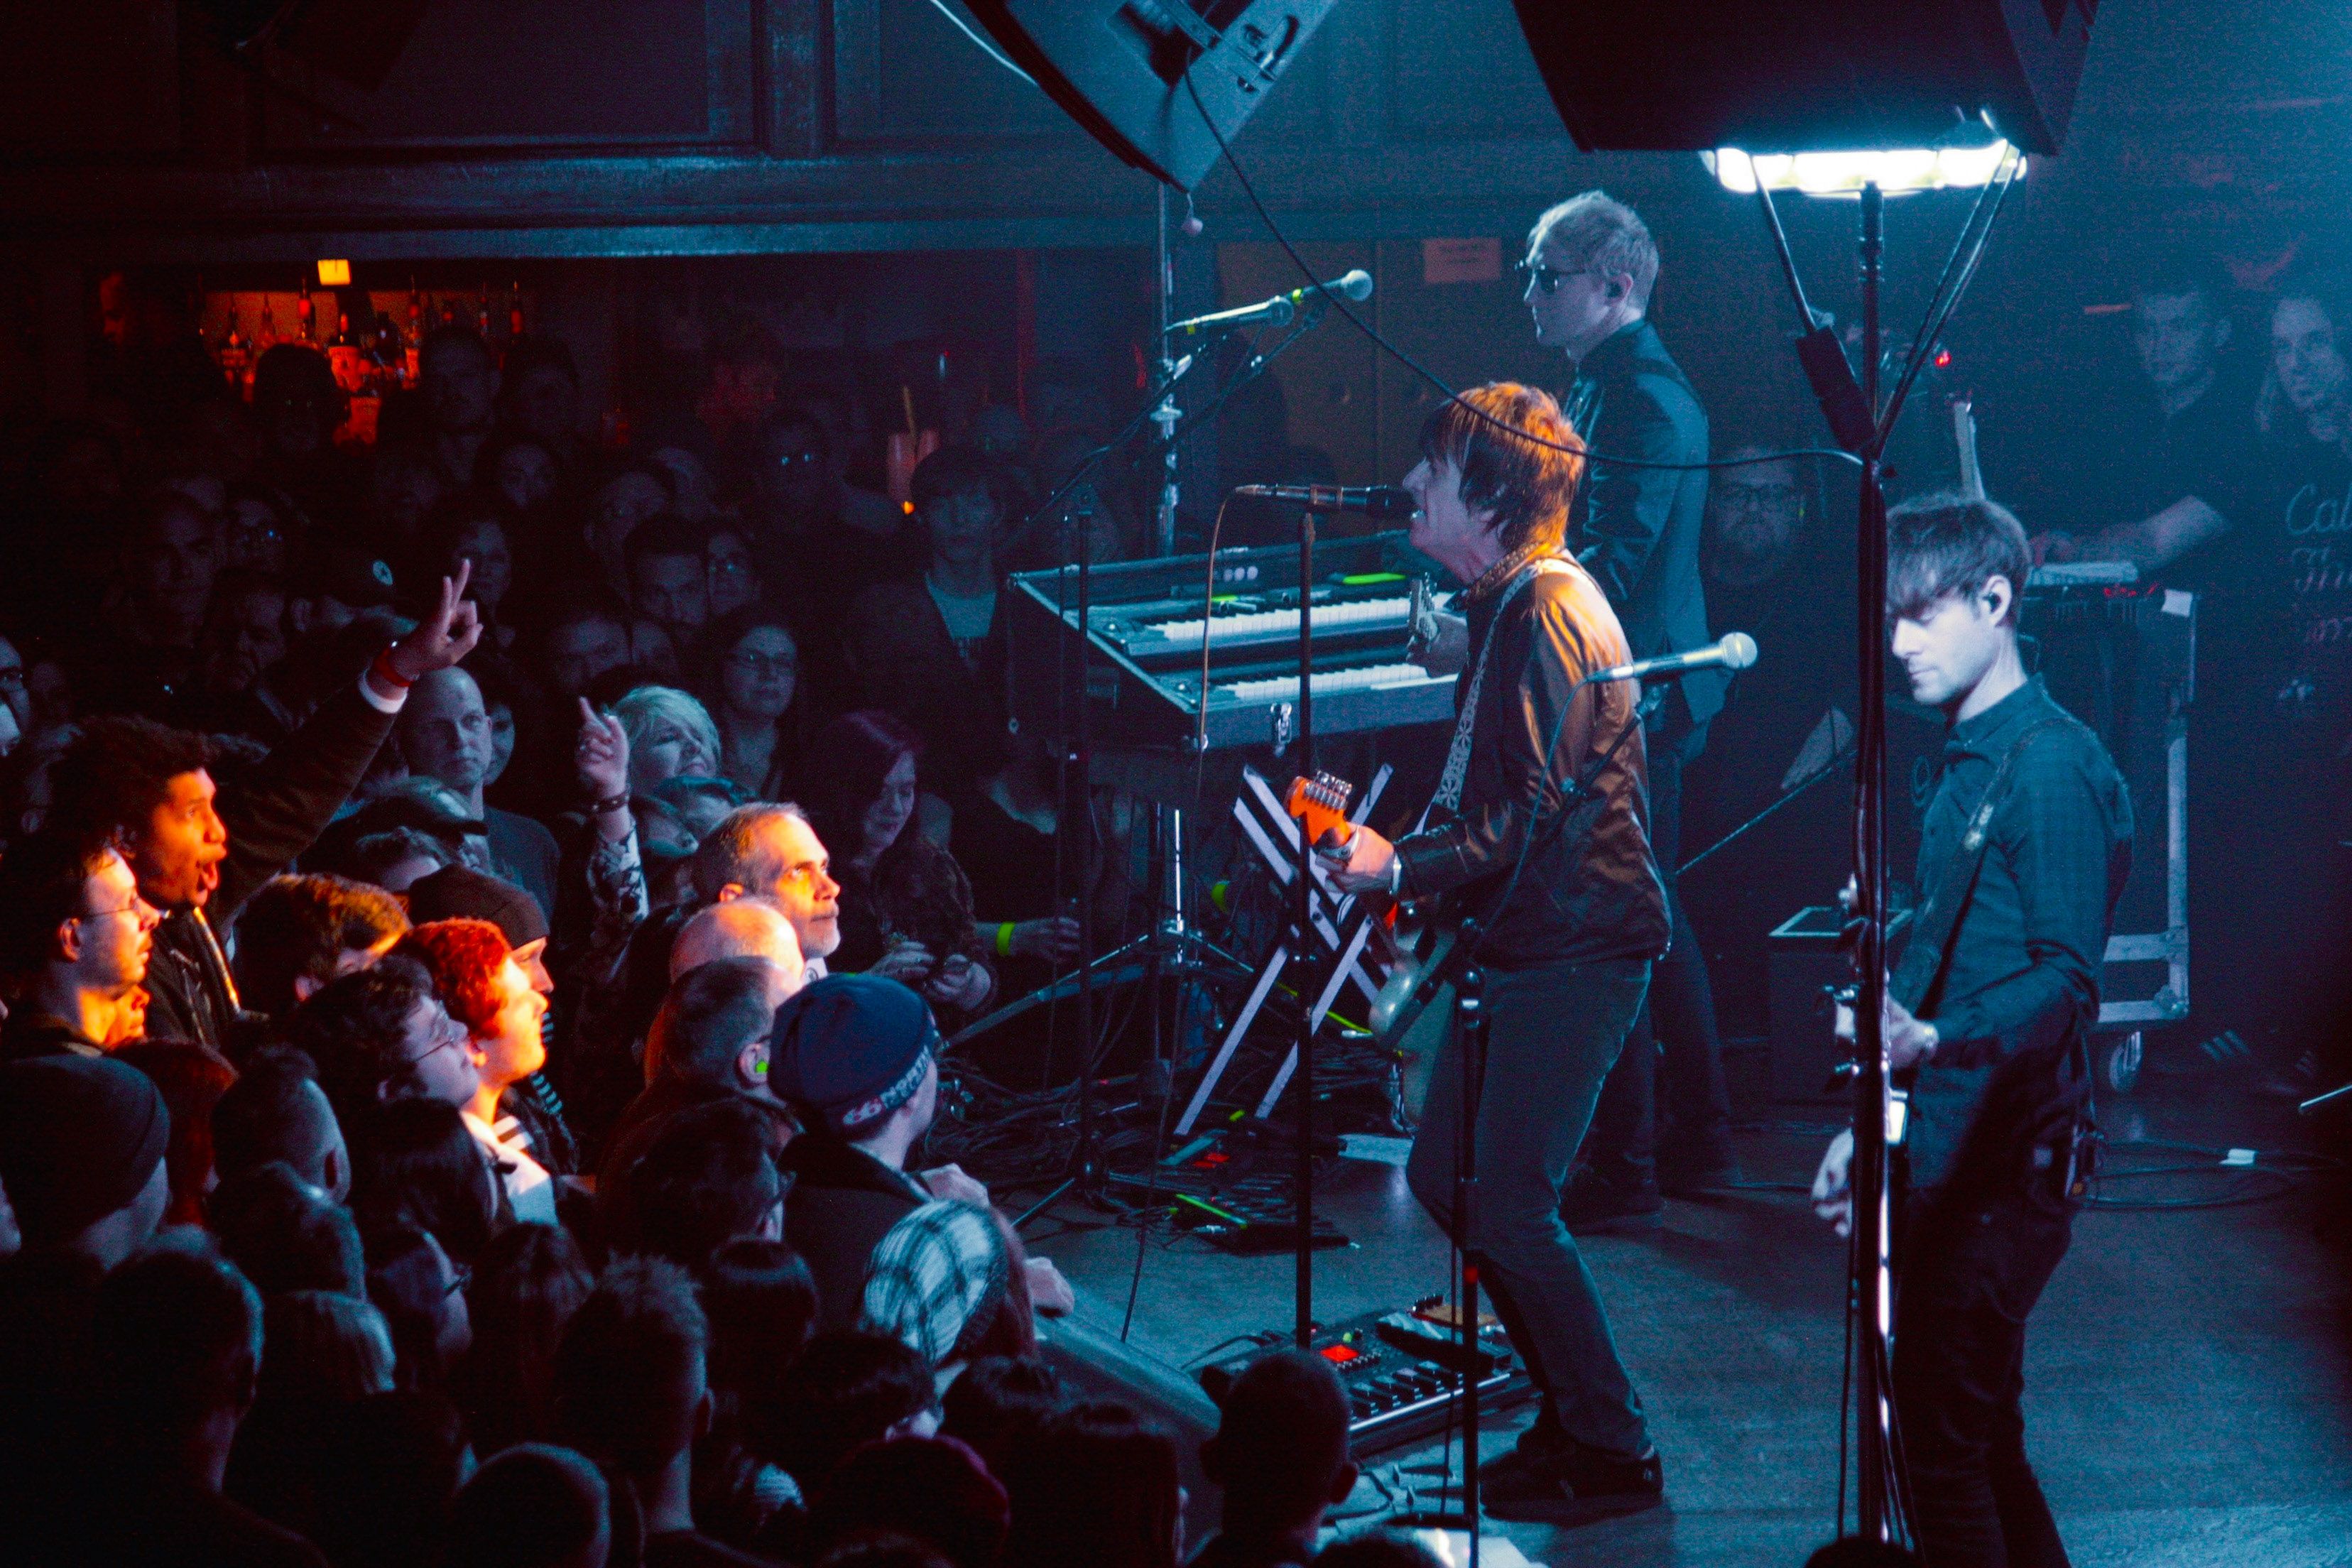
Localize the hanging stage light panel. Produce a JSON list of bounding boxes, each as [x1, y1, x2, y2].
[[1508, 0, 2094, 156]]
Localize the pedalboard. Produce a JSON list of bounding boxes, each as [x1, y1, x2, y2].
[[1196, 1304, 1532, 1455]]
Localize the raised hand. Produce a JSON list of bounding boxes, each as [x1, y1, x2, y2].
[[576, 698, 631, 802], [386, 560, 486, 680]]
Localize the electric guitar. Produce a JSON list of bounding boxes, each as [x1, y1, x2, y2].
[[1281, 771, 1457, 1052]]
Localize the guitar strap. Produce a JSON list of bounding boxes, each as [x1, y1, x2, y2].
[[1426, 557, 1572, 825], [1888, 717, 2069, 1014]]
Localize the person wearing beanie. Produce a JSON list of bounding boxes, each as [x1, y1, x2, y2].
[[0, 1057, 178, 1540], [773, 975, 1069, 1332], [0, 1055, 173, 1268]]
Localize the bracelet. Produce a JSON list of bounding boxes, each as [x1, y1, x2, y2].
[[369, 646, 415, 690], [996, 921, 1016, 957], [589, 791, 631, 815]]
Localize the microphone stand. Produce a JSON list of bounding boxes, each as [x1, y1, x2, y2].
[[1021, 303, 1335, 1209]]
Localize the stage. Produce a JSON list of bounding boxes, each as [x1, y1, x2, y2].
[[1028, 1071, 2352, 1567]]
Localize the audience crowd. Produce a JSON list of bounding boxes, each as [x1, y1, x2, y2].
[[0, 314, 1435, 1567]]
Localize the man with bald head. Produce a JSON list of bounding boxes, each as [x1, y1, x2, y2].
[[398, 666, 560, 920], [668, 895, 805, 985]]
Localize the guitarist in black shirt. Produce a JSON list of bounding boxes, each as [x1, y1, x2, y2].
[[1813, 494, 2130, 1567], [1324, 383, 1672, 1520]]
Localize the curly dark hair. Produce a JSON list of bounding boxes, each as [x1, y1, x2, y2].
[[45, 714, 215, 854], [279, 954, 442, 1129]]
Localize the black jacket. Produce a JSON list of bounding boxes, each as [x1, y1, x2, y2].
[[1565, 320, 1725, 738], [148, 682, 400, 1051], [779, 1136, 930, 1330], [1393, 559, 1670, 969], [1899, 677, 2132, 1190]]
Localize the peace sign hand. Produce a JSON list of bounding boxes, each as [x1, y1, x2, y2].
[[386, 560, 486, 682]]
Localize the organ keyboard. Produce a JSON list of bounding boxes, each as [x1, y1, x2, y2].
[[1007, 532, 1456, 751]]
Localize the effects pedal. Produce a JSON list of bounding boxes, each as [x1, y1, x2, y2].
[[1196, 1308, 1532, 1457]]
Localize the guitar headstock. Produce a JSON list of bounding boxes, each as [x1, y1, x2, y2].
[[1284, 771, 1356, 848]]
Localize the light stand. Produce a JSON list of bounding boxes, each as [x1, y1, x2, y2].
[[1849, 182, 1899, 1540], [1291, 506, 1319, 1346]]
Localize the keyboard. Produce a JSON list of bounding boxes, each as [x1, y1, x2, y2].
[[1216, 662, 1447, 704], [1126, 596, 1413, 654]]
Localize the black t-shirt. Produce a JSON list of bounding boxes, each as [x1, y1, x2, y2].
[[2221, 433, 2352, 766], [2084, 376, 2260, 594]]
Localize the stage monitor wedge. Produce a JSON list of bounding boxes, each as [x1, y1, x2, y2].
[[966, 0, 1340, 190], [1508, 0, 2095, 156]]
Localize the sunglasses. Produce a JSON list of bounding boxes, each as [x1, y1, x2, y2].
[[1513, 258, 1594, 296]]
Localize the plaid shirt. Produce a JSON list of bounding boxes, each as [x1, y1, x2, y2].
[[859, 1199, 1008, 1367], [1902, 675, 2132, 1187]]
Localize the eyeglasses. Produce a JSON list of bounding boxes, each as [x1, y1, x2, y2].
[[772, 449, 824, 470], [1513, 258, 1592, 296], [76, 900, 147, 923], [729, 650, 798, 677], [445, 1261, 474, 1298], [403, 1011, 472, 1070], [709, 553, 754, 579], [0, 666, 26, 690]]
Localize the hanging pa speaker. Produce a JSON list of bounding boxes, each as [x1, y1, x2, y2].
[[966, 0, 1340, 190], [1508, 0, 2096, 155]]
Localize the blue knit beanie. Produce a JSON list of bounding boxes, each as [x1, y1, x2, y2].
[[768, 974, 940, 1135]]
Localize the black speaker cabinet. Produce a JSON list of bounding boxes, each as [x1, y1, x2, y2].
[[967, 0, 1339, 189], [1508, 0, 2096, 155]]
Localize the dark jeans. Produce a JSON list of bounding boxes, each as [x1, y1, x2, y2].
[[1893, 1173, 2076, 1568], [1407, 954, 1653, 1457], [1581, 741, 1734, 1187]]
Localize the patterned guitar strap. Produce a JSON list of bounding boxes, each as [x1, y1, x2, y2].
[[1423, 555, 1572, 829]]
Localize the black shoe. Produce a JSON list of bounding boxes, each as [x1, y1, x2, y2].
[[1475, 1411, 1570, 1483], [1479, 1439, 1665, 1523], [1557, 1168, 1663, 1235]]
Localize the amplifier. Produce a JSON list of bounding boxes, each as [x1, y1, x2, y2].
[[1196, 1304, 1535, 1457]]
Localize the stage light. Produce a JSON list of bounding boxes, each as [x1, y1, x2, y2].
[[315, 258, 352, 285], [1704, 139, 2022, 197]]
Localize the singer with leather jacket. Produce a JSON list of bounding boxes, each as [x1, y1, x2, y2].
[[1327, 383, 1672, 1520]]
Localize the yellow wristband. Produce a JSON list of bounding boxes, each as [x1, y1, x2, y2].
[[996, 922, 1016, 957]]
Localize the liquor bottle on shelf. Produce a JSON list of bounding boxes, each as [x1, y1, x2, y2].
[[508, 279, 526, 340], [217, 305, 251, 391], [475, 281, 492, 339], [327, 310, 366, 393], [297, 276, 316, 344]]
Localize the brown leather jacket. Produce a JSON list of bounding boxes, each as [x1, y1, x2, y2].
[[1392, 558, 1670, 970]]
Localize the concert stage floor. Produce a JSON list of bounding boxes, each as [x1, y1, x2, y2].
[[1030, 1076, 2352, 1567]]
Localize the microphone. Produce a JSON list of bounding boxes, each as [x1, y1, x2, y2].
[[1231, 483, 1418, 520], [1589, 631, 1759, 685], [1165, 270, 1374, 336]]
